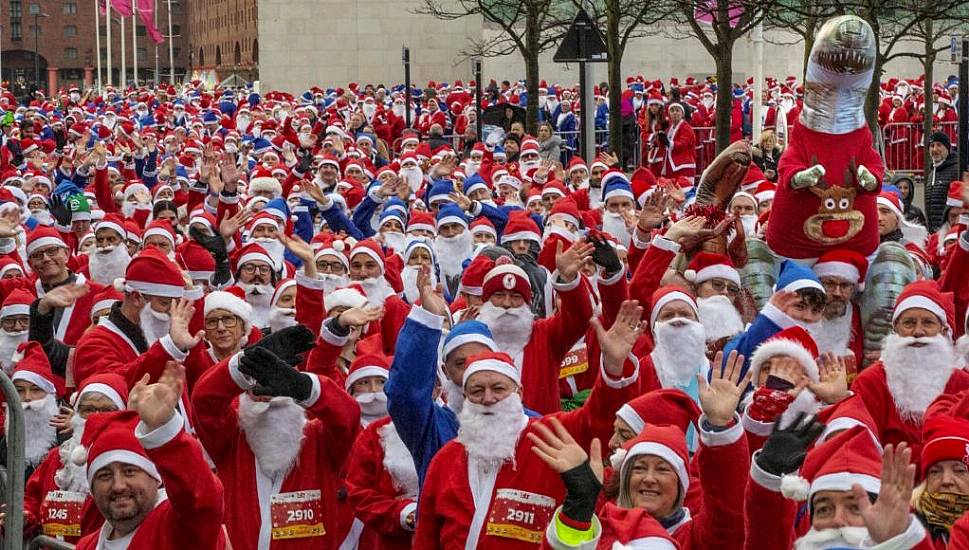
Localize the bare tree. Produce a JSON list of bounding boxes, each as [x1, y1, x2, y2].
[[763, 0, 835, 80], [415, 0, 571, 132]]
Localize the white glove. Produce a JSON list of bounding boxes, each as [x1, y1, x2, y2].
[[857, 165, 878, 192], [792, 164, 826, 189]]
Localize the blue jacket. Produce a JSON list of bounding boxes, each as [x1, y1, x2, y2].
[[719, 301, 797, 387]]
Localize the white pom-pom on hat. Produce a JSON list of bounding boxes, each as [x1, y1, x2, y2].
[[112, 278, 127, 292], [71, 445, 88, 466], [683, 269, 697, 282], [780, 474, 810, 501], [609, 448, 628, 470], [333, 239, 345, 252]]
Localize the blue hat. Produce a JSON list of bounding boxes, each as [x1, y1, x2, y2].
[[436, 204, 468, 229], [462, 173, 490, 197], [492, 146, 506, 159], [404, 237, 435, 262], [427, 180, 455, 206], [382, 197, 408, 220], [442, 320, 497, 359], [174, 165, 190, 184], [602, 174, 634, 203], [250, 137, 272, 156], [202, 111, 219, 125], [263, 198, 290, 222], [379, 207, 406, 229], [775, 260, 825, 294]]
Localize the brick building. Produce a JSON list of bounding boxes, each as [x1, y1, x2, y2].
[[187, 0, 258, 86], [0, 0, 189, 95]]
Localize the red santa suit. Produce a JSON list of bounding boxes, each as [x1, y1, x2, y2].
[[191, 353, 361, 550], [662, 119, 696, 180], [0, 270, 104, 347], [345, 417, 418, 550], [886, 103, 911, 168]]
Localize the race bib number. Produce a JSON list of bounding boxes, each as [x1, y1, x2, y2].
[[41, 490, 85, 537], [485, 489, 555, 543], [270, 490, 325, 540], [843, 354, 858, 384], [559, 345, 589, 379]]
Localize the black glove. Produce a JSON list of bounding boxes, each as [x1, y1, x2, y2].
[[54, 128, 67, 151], [560, 461, 602, 525], [190, 226, 229, 264], [238, 347, 313, 402], [248, 325, 316, 366], [756, 412, 825, 476], [297, 149, 313, 174], [589, 234, 622, 275], [48, 195, 72, 227], [657, 132, 670, 147]]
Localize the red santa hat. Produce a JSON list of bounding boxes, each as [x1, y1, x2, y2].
[[683, 253, 739, 286], [89, 286, 124, 320], [780, 426, 882, 501], [461, 351, 521, 387], [205, 290, 253, 334], [816, 395, 881, 448], [407, 211, 437, 235], [469, 217, 497, 240], [270, 279, 296, 309], [459, 255, 494, 297], [546, 196, 582, 230], [482, 259, 532, 303], [247, 212, 281, 234], [73, 372, 129, 411], [754, 181, 777, 203], [324, 283, 368, 312], [11, 341, 64, 396], [541, 181, 568, 199], [616, 389, 701, 436], [117, 247, 186, 298], [178, 240, 217, 281], [947, 180, 965, 208], [615, 425, 690, 497], [349, 240, 385, 274], [232, 242, 275, 273], [812, 249, 868, 290], [72, 411, 162, 484], [124, 220, 143, 244], [249, 167, 283, 197], [95, 213, 127, 240], [525, 188, 543, 207], [188, 211, 218, 232], [142, 219, 176, 249], [921, 415, 969, 477], [0, 257, 24, 278], [631, 167, 657, 206], [598, 509, 678, 549], [749, 326, 820, 385], [567, 157, 588, 174], [891, 280, 955, 332], [1, 288, 33, 318], [312, 233, 350, 269], [648, 286, 698, 327], [25, 226, 68, 257], [500, 211, 542, 245], [344, 353, 391, 391]]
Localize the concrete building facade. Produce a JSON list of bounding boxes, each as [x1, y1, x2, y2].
[[187, 0, 259, 85]]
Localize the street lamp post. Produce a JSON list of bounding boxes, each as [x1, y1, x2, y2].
[[33, 12, 48, 90]]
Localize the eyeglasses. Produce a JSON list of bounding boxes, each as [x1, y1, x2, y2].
[[705, 279, 741, 296], [204, 315, 240, 330], [241, 264, 272, 275], [316, 261, 346, 274], [1, 316, 28, 331], [28, 247, 63, 262]]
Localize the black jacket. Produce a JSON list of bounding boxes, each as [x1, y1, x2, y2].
[[926, 151, 959, 232]]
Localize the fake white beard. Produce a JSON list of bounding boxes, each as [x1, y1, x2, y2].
[[812, 307, 852, 356], [443, 378, 465, 414], [793, 526, 869, 550], [882, 333, 956, 423], [465, 160, 480, 176], [358, 276, 393, 308], [31, 209, 52, 226], [55, 414, 89, 493], [269, 307, 297, 333], [139, 306, 171, 345], [740, 214, 758, 237], [957, 333, 969, 367], [434, 231, 473, 281], [697, 295, 745, 343], [121, 202, 148, 218], [633, 98, 644, 110], [378, 422, 419, 498], [238, 394, 307, 479], [477, 302, 534, 363], [457, 393, 527, 470], [0, 329, 28, 374], [316, 273, 349, 295], [355, 391, 388, 425], [88, 244, 131, 285], [400, 167, 424, 193], [520, 159, 541, 174], [547, 99, 560, 113], [392, 105, 405, 118], [602, 212, 631, 248], [402, 265, 436, 304], [251, 238, 284, 270], [778, 388, 823, 429], [382, 231, 407, 254], [237, 282, 275, 329], [7, 394, 60, 468], [362, 104, 377, 121], [652, 319, 708, 388]]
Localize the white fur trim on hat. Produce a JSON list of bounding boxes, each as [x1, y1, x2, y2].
[[813, 261, 860, 284], [75, 383, 125, 410], [95, 220, 126, 239], [616, 403, 645, 435], [462, 358, 520, 387], [142, 227, 175, 246], [500, 230, 541, 245], [205, 291, 254, 332], [238, 251, 275, 270], [810, 472, 880, 498], [0, 304, 29, 318], [693, 264, 740, 286], [780, 474, 810, 500], [345, 365, 389, 391], [324, 287, 368, 312], [26, 236, 67, 256], [87, 449, 160, 484], [470, 225, 496, 237], [892, 295, 950, 330], [749, 338, 819, 385], [649, 291, 697, 327], [436, 215, 468, 229], [442, 333, 497, 359], [622, 441, 689, 495], [123, 280, 185, 298], [249, 177, 282, 196], [755, 190, 775, 202], [11, 370, 55, 395]]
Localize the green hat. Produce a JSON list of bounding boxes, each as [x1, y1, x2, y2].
[[67, 193, 91, 222]]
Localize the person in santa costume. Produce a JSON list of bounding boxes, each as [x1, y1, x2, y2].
[[811, 249, 867, 360], [73, 364, 226, 549], [229, 242, 280, 330], [683, 252, 747, 355], [0, 288, 31, 373], [72, 246, 202, 389], [413, 319, 642, 550], [191, 325, 360, 550], [87, 213, 131, 285], [537, 350, 751, 550], [22, 373, 127, 544], [0, 226, 105, 345], [851, 280, 969, 460], [344, 239, 412, 355], [911, 415, 969, 547], [660, 102, 696, 180]]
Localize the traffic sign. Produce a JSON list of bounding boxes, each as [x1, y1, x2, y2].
[[553, 8, 608, 63]]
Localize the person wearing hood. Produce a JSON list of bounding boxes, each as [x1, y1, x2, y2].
[[891, 173, 927, 227]]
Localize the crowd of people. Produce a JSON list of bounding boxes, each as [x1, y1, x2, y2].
[[0, 50, 966, 550]]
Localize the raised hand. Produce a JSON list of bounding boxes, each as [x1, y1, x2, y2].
[[128, 362, 185, 430], [528, 416, 604, 483], [591, 300, 642, 378], [588, 232, 622, 275], [338, 306, 384, 329], [856, 165, 878, 192], [49, 405, 75, 435], [855, 443, 916, 544], [637, 187, 669, 232], [417, 264, 449, 317], [0, 207, 20, 239], [555, 239, 595, 282], [663, 215, 707, 244], [38, 282, 90, 315], [791, 164, 826, 189], [756, 412, 825, 475], [698, 350, 751, 427], [168, 298, 204, 351], [191, 226, 229, 264], [448, 191, 473, 211], [808, 353, 849, 404], [249, 325, 316, 366], [219, 210, 252, 240], [239, 347, 313, 402], [768, 290, 801, 315]]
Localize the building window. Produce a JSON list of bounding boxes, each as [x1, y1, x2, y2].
[[99, 24, 105, 36], [64, 24, 76, 36], [64, 47, 78, 59], [10, 0, 21, 17], [172, 48, 180, 58], [172, 24, 180, 35], [11, 21, 21, 39], [136, 25, 145, 37], [28, 2, 38, 14], [137, 47, 146, 58], [63, 1, 76, 14], [100, 47, 106, 60]]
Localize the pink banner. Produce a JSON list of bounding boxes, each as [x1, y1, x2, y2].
[[694, 0, 743, 28], [108, 0, 132, 18], [137, 0, 164, 44]]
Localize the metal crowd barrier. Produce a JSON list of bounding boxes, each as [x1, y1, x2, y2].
[[0, 369, 25, 550]]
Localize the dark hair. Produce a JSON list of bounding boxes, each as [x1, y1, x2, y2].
[[152, 200, 178, 218], [796, 287, 827, 310]]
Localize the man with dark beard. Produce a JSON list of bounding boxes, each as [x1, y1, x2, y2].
[[3, 342, 65, 477], [192, 326, 360, 550], [812, 249, 868, 360], [87, 214, 131, 285], [229, 242, 278, 330], [852, 280, 969, 459], [476, 239, 595, 414]]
